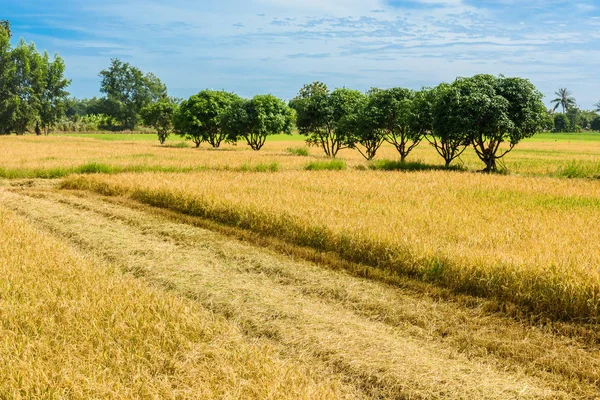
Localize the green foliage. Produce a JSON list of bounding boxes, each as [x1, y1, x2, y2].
[[9, 40, 45, 135], [305, 160, 347, 171], [173, 90, 240, 148], [38, 53, 71, 134], [432, 74, 546, 172], [352, 87, 426, 161], [291, 82, 363, 158], [0, 26, 16, 135], [141, 100, 178, 144], [99, 58, 167, 130], [553, 113, 570, 132], [0, 20, 11, 38], [564, 107, 597, 131], [541, 111, 555, 131], [0, 33, 70, 135], [66, 97, 116, 118], [429, 83, 471, 168], [223, 94, 294, 151]]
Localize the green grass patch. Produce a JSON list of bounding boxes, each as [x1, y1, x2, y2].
[[305, 160, 347, 171], [286, 147, 310, 156], [0, 163, 200, 179], [525, 132, 600, 142], [553, 161, 600, 179], [369, 159, 465, 172], [239, 162, 279, 172]]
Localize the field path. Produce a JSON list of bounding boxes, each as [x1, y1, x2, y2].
[[1, 184, 599, 399]]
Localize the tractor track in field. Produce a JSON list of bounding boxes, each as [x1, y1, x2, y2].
[[1, 183, 599, 399]]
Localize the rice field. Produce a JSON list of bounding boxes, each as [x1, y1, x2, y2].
[[62, 169, 600, 322], [1, 132, 600, 398], [0, 206, 341, 398], [1, 132, 600, 178]]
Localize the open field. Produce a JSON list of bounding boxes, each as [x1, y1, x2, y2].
[[1, 133, 600, 398]]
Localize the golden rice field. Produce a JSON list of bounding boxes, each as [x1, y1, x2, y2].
[[0, 206, 341, 398], [1, 132, 600, 178], [62, 169, 600, 322], [2, 132, 600, 398]]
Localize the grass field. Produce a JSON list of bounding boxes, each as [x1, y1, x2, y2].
[[1, 132, 600, 398]]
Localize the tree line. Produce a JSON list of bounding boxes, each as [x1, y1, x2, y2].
[[146, 75, 547, 172]]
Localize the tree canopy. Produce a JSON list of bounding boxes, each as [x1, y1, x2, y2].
[[0, 25, 70, 135], [174, 90, 240, 148], [223, 94, 294, 151], [290, 83, 364, 157], [432, 75, 546, 172], [99, 58, 167, 130]]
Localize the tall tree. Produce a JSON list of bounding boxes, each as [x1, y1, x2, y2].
[[10, 39, 45, 135], [348, 90, 383, 161], [551, 88, 576, 114], [358, 87, 422, 162], [38, 52, 71, 134], [553, 114, 570, 132], [99, 58, 167, 130], [445, 74, 546, 172], [0, 20, 15, 134]]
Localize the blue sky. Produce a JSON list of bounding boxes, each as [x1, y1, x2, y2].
[[4, 0, 600, 108]]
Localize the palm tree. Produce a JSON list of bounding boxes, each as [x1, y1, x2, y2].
[[551, 88, 576, 113], [594, 101, 600, 112]]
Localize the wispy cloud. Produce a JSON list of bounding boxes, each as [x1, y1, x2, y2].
[[5, 0, 600, 107]]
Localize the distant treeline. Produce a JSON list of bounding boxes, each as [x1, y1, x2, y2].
[[3, 19, 600, 172]]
